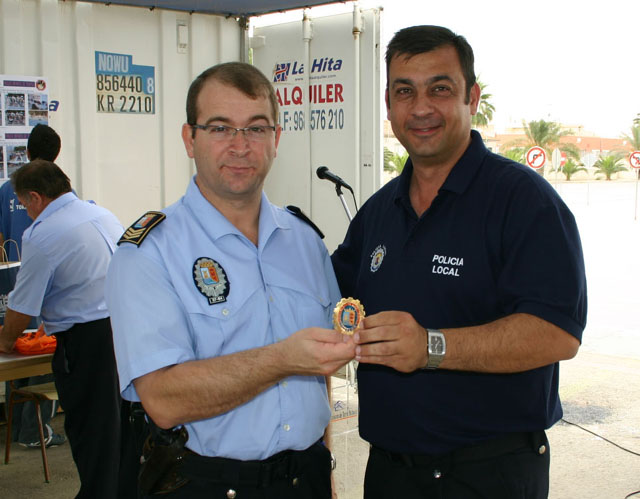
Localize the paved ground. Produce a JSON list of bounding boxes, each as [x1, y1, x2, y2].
[[1, 180, 639, 498]]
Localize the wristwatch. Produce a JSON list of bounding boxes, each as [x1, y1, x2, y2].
[[423, 328, 446, 370]]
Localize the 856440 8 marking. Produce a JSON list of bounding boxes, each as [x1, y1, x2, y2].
[[95, 51, 155, 114]]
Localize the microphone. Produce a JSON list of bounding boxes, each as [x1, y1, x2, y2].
[[316, 166, 353, 192]]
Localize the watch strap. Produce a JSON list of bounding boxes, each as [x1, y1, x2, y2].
[[424, 328, 446, 370]]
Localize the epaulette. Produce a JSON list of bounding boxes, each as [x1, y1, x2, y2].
[[118, 211, 166, 246], [285, 205, 325, 240]]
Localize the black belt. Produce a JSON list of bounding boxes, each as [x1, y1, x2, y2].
[[180, 440, 321, 487], [372, 430, 546, 468]]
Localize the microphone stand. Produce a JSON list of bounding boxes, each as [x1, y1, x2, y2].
[[316, 168, 360, 391], [335, 184, 353, 222], [329, 184, 357, 389]]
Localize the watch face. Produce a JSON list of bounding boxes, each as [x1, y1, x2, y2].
[[430, 334, 444, 355]]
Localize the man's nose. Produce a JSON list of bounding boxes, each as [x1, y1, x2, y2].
[[412, 92, 435, 116], [228, 129, 250, 152]]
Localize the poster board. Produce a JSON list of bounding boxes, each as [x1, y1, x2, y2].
[[0, 75, 49, 181]]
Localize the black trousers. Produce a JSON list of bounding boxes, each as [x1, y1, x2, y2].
[[364, 431, 550, 499], [144, 440, 332, 499], [52, 318, 139, 499]]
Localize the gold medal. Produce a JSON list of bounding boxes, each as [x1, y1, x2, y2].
[[333, 297, 365, 335]]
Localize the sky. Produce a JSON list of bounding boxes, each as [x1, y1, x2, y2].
[[255, 0, 640, 138]]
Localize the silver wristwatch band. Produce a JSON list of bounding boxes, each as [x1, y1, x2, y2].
[[424, 328, 446, 370]]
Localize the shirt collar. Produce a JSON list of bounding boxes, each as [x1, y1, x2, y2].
[[184, 176, 287, 248], [26, 192, 78, 235], [394, 130, 488, 204]]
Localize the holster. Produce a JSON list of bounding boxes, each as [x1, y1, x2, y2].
[[138, 422, 190, 496]]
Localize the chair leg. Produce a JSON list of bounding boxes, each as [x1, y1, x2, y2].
[[34, 401, 51, 483], [4, 390, 16, 465]]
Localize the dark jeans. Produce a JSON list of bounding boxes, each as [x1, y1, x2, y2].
[[144, 441, 332, 499], [364, 431, 550, 499], [52, 318, 139, 499], [5, 373, 56, 443]]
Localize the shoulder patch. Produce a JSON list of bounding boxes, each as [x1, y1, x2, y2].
[[285, 205, 324, 240], [118, 211, 166, 246]]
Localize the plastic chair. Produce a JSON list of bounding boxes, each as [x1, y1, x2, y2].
[[4, 381, 59, 482]]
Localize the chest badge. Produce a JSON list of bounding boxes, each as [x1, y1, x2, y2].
[[370, 244, 386, 273], [193, 257, 230, 305]]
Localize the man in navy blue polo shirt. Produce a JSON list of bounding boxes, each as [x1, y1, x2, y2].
[[332, 25, 587, 499]]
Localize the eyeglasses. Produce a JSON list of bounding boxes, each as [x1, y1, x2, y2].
[[191, 124, 277, 142]]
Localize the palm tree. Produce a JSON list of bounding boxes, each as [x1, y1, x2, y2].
[[471, 79, 496, 128], [634, 114, 640, 127], [383, 147, 408, 175], [521, 119, 573, 175], [559, 159, 587, 181], [390, 150, 408, 174], [501, 147, 525, 164], [593, 152, 627, 180], [622, 125, 640, 179], [383, 147, 395, 173], [622, 125, 640, 150]]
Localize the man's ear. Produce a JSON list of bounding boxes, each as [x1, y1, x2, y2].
[[182, 123, 195, 159], [469, 82, 481, 115], [28, 191, 44, 207], [385, 88, 391, 119], [273, 125, 283, 156]]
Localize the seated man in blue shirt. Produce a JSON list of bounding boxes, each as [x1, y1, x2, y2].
[[332, 25, 587, 499], [105, 62, 355, 499], [0, 124, 65, 449], [0, 160, 137, 499]]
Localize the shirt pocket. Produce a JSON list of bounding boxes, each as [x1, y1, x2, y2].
[[184, 277, 265, 359], [271, 285, 333, 332]]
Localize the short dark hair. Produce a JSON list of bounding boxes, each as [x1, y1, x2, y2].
[[186, 62, 279, 136], [11, 159, 72, 200], [386, 25, 476, 103], [27, 124, 61, 161]]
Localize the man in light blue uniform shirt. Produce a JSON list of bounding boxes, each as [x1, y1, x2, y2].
[[106, 62, 355, 499], [0, 124, 66, 449], [0, 160, 138, 499]]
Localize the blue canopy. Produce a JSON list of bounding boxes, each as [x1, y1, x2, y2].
[[75, 0, 344, 17]]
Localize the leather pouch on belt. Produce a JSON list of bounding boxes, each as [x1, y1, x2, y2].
[[139, 425, 190, 495]]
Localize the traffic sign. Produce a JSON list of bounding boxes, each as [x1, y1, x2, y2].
[[552, 148, 561, 169], [551, 149, 567, 170], [526, 146, 546, 169], [630, 151, 640, 169]]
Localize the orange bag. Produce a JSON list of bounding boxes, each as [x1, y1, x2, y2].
[[14, 324, 56, 355]]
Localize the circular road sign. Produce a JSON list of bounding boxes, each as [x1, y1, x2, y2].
[[526, 146, 547, 169], [630, 151, 640, 169]]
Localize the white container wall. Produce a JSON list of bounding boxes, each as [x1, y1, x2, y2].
[[0, 0, 242, 225], [0, 0, 381, 248], [253, 7, 381, 251]]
